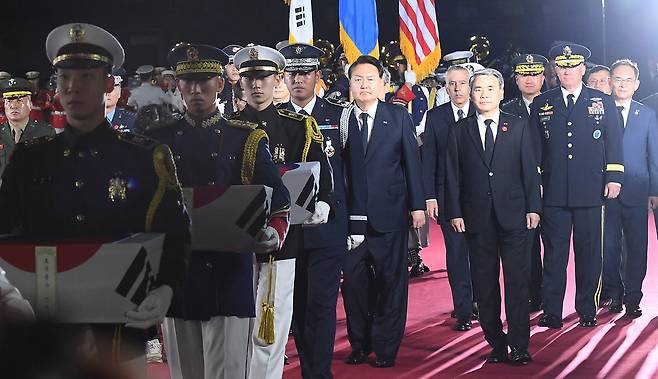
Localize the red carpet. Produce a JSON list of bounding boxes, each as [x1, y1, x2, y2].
[[150, 215, 658, 379]]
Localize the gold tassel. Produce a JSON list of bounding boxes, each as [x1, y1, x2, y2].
[[258, 255, 276, 345]]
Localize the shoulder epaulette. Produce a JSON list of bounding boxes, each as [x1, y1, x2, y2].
[[325, 97, 351, 108], [227, 118, 258, 130], [117, 131, 157, 149], [277, 108, 306, 121], [17, 135, 55, 148]]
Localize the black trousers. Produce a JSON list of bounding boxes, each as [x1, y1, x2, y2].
[[541, 206, 604, 318], [466, 212, 531, 350], [292, 244, 344, 379], [529, 226, 543, 304], [603, 199, 648, 306], [341, 229, 408, 360], [439, 221, 474, 318]]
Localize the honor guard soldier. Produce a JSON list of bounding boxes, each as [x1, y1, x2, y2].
[[278, 42, 351, 378], [233, 45, 332, 379], [501, 53, 548, 311], [105, 71, 135, 131], [219, 44, 243, 115], [147, 42, 290, 379], [0, 23, 191, 375], [532, 43, 624, 329], [0, 78, 55, 178]]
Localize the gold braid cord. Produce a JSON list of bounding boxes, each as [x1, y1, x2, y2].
[[302, 116, 324, 162], [146, 144, 181, 232], [258, 255, 276, 345], [242, 129, 269, 185]]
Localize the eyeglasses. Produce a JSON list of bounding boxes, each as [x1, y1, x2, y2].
[[612, 77, 636, 84]]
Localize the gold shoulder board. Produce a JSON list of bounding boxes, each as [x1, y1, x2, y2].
[[277, 108, 305, 121], [118, 132, 157, 149], [227, 118, 258, 130]]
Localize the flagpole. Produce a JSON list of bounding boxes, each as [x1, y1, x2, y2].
[[601, 0, 607, 63]]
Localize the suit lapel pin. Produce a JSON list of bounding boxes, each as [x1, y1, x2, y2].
[[635, 109, 640, 116], [383, 120, 388, 125], [501, 122, 509, 132]]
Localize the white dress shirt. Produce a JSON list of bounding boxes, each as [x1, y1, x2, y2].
[[560, 84, 583, 107], [476, 111, 500, 149], [353, 100, 378, 143], [451, 101, 470, 123], [522, 97, 532, 116], [291, 96, 317, 115], [615, 99, 631, 128]]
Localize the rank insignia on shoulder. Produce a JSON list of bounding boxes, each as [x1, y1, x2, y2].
[[18, 135, 55, 148], [325, 97, 351, 108], [277, 108, 305, 121], [118, 132, 157, 149], [540, 102, 553, 112], [227, 119, 258, 130]]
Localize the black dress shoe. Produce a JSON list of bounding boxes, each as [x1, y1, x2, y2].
[[486, 347, 508, 363], [344, 350, 368, 365], [372, 357, 395, 368], [509, 348, 532, 365], [471, 303, 480, 320], [626, 305, 642, 319], [538, 313, 563, 328], [284, 354, 289, 365], [608, 299, 623, 313], [579, 315, 597, 327], [453, 318, 472, 332]]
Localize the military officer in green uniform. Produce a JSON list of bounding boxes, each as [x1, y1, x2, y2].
[[0, 77, 55, 178]]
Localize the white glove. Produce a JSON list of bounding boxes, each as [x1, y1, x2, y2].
[[303, 201, 330, 226], [347, 235, 365, 251], [404, 70, 417, 85], [254, 226, 280, 254], [124, 285, 173, 329], [0, 269, 35, 321]]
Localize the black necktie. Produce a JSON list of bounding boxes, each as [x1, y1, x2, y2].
[[457, 109, 464, 121], [359, 112, 369, 152], [299, 109, 309, 116], [567, 94, 575, 113], [617, 105, 625, 127], [484, 119, 494, 164]]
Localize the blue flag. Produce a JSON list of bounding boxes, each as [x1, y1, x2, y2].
[[339, 0, 379, 63]]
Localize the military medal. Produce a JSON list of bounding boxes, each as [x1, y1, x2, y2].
[[273, 144, 286, 163], [325, 138, 335, 157], [108, 176, 127, 202], [593, 129, 602, 139]]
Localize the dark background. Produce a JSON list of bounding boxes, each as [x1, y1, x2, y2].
[[2, 0, 657, 95]]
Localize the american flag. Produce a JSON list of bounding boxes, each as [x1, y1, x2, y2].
[[399, 0, 442, 81]]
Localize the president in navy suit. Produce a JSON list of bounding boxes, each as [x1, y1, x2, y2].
[[422, 64, 476, 331], [341, 55, 425, 368], [602, 59, 658, 319], [445, 68, 541, 365]]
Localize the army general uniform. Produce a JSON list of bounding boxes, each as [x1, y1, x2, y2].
[[147, 43, 291, 379], [233, 45, 333, 379], [0, 78, 55, 179], [531, 44, 624, 327], [0, 23, 191, 366]]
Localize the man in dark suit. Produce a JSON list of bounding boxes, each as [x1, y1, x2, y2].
[[532, 44, 624, 329], [0, 77, 54, 178], [279, 42, 351, 379], [501, 54, 549, 311], [341, 55, 425, 368], [422, 64, 477, 332], [446, 68, 541, 365], [603, 59, 658, 318]]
